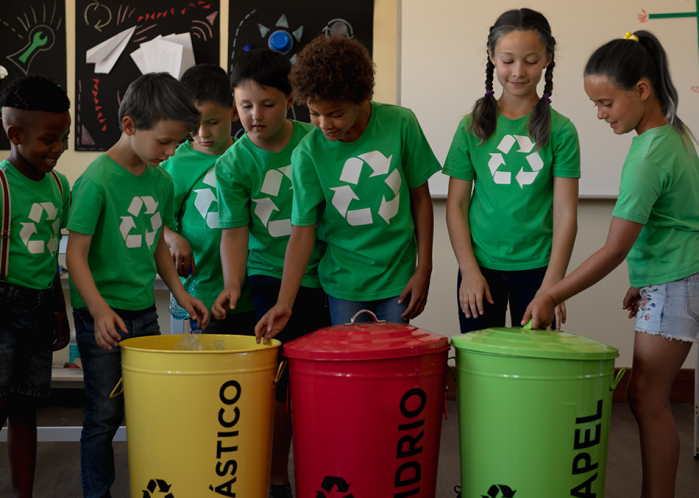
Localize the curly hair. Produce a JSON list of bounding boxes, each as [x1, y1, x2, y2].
[[290, 34, 375, 105], [0, 74, 70, 112]]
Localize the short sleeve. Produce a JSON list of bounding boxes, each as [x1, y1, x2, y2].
[[443, 117, 475, 181], [60, 175, 71, 229], [66, 177, 105, 235], [612, 158, 666, 225], [161, 174, 176, 230], [215, 154, 251, 229], [167, 175, 189, 230], [551, 118, 581, 179], [290, 147, 325, 227], [401, 110, 442, 188]]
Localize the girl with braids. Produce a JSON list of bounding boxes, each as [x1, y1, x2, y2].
[[445, 8, 580, 333], [525, 31, 699, 497]]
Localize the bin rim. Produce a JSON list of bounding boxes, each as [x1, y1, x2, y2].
[[450, 327, 619, 360], [119, 334, 281, 354]]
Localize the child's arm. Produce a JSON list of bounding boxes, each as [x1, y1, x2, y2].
[[154, 230, 210, 328], [163, 226, 196, 277], [66, 231, 128, 349], [523, 217, 644, 328], [52, 267, 70, 351], [254, 224, 315, 344], [212, 226, 249, 321], [445, 177, 494, 318], [399, 182, 433, 319], [536, 177, 579, 329]]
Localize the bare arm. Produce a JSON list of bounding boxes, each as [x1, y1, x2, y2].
[[399, 182, 433, 319], [163, 225, 195, 277], [212, 226, 249, 320], [254, 224, 315, 343], [523, 217, 644, 328], [445, 177, 493, 318]]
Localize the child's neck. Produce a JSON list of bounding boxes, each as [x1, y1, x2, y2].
[[341, 101, 372, 143], [107, 134, 148, 176], [7, 151, 46, 182], [497, 92, 541, 121], [249, 120, 293, 153], [191, 137, 234, 156], [635, 99, 668, 135]]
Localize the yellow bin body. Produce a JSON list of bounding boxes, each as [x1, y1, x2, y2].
[[120, 334, 281, 498]]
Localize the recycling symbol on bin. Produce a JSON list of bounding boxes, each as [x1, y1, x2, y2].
[[331, 151, 401, 226], [316, 476, 354, 498], [252, 165, 293, 237], [482, 484, 516, 498], [120, 196, 161, 249], [488, 135, 544, 188], [142, 478, 174, 498]]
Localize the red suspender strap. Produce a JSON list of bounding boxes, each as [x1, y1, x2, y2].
[[49, 170, 63, 197], [0, 168, 11, 282]]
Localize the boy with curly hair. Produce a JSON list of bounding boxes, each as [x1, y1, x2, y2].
[[257, 34, 440, 337], [0, 74, 72, 497]]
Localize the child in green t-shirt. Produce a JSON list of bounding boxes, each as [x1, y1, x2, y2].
[[161, 64, 255, 334], [212, 48, 330, 498], [444, 9, 580, 333], [0, 75, 72, 497], [525, 30, 699, 498], [66, 73, 209, 498], [256, 34, 440, 337]]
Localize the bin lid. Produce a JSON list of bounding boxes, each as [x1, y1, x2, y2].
[[283, 310, 449, 361], [450, 327, 619, 360]]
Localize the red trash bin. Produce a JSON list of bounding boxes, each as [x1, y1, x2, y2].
[[284, 311, 449, 497]]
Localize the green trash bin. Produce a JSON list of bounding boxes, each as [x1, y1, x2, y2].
[[451, 327, 625, 498]]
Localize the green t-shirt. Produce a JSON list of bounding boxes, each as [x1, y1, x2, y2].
[[68, 154, 174, 310], [0, 160, 70, 290], [161, 141, 253, 312], [291, 101, 441, 301], [613, 125, 699, 286], [443, 108, 581, 270], [216, 120, 323, 288]]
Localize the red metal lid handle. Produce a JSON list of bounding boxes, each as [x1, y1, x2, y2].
[[348, 309, 386, 325]]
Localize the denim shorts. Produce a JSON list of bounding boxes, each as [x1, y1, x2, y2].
[[0, 281, 55, 397], [634, 272, 699, 343]]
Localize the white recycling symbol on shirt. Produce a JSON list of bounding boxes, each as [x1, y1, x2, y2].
[[252, 165, 293, 237], [192, 168, 219, 229], [20, 202, 60, 255], [331, 151, 400, 226], [488, 135, 544, 188], [119, 196, 161, 249]]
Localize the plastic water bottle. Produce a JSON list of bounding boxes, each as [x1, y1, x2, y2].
[[169, 274, 196, 320]]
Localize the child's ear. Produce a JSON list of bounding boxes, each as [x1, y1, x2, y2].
[[122, 116, 137, 136], [636, 79, 652, 102], [6, 125, 22, 145], [230, 106, 239, 123]]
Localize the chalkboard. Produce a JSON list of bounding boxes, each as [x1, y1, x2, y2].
[[401, 0, 699, 198], [0, 0, 67, 151], [228, 0, 375, 137], [75, 0, 220, 151]]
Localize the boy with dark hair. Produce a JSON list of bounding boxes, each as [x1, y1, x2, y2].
[[66, 72, 209, 498], [0, 74, 71, 498], [213, 48, 330, 498], [161, 63, 255, 333]]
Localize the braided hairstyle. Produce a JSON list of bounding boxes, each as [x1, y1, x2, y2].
[[585, 30, 692, 141], [469, 8, 556, 147]]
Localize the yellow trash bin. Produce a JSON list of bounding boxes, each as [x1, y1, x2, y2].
[[118, 334, 282, 498]]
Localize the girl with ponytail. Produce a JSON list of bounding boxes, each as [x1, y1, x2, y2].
[[445, 8, 580, 333], [525, 31, 699, 498]]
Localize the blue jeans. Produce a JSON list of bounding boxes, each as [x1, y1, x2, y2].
[[328, 295, 409, 325], [457, 266, 547, 333], [74, 306, 160, 498]]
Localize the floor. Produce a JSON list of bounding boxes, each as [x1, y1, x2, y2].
[[1, 397, 697, 497]]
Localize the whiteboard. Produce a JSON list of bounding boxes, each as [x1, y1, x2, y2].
[[400, 0, 699, 198]]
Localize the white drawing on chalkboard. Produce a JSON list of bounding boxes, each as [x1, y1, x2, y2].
[[192, 19, 213, 41], [322, 19, 354, 39], [230, 9, 258, 70], [276, 14, 289, 28], [4, 1, 63, 76], [84, 1, 112, 32], [488, 135, 544, 188]]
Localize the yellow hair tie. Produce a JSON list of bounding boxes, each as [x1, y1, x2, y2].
[[624, 32, 639, 42]]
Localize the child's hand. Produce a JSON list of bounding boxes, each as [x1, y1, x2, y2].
[[212, 286, 241, 321], [254, 305, 292, 345], [169, 235, 196, 277], [459, 268, 494, 318], [52, 310, 71, 351], [521, 293, 557, 329], [93, 308, 129, 350], [534, 286, 567, 331], [622, 287, 642, 319], [177, 294, 211, 329], [399, 271, 431, 320]]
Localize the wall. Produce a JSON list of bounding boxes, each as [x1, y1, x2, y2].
[[1, 0, 694, 368]]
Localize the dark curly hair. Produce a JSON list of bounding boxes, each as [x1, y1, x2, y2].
[[290, 34, 375, 105], [0, 74, 70, 112]]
